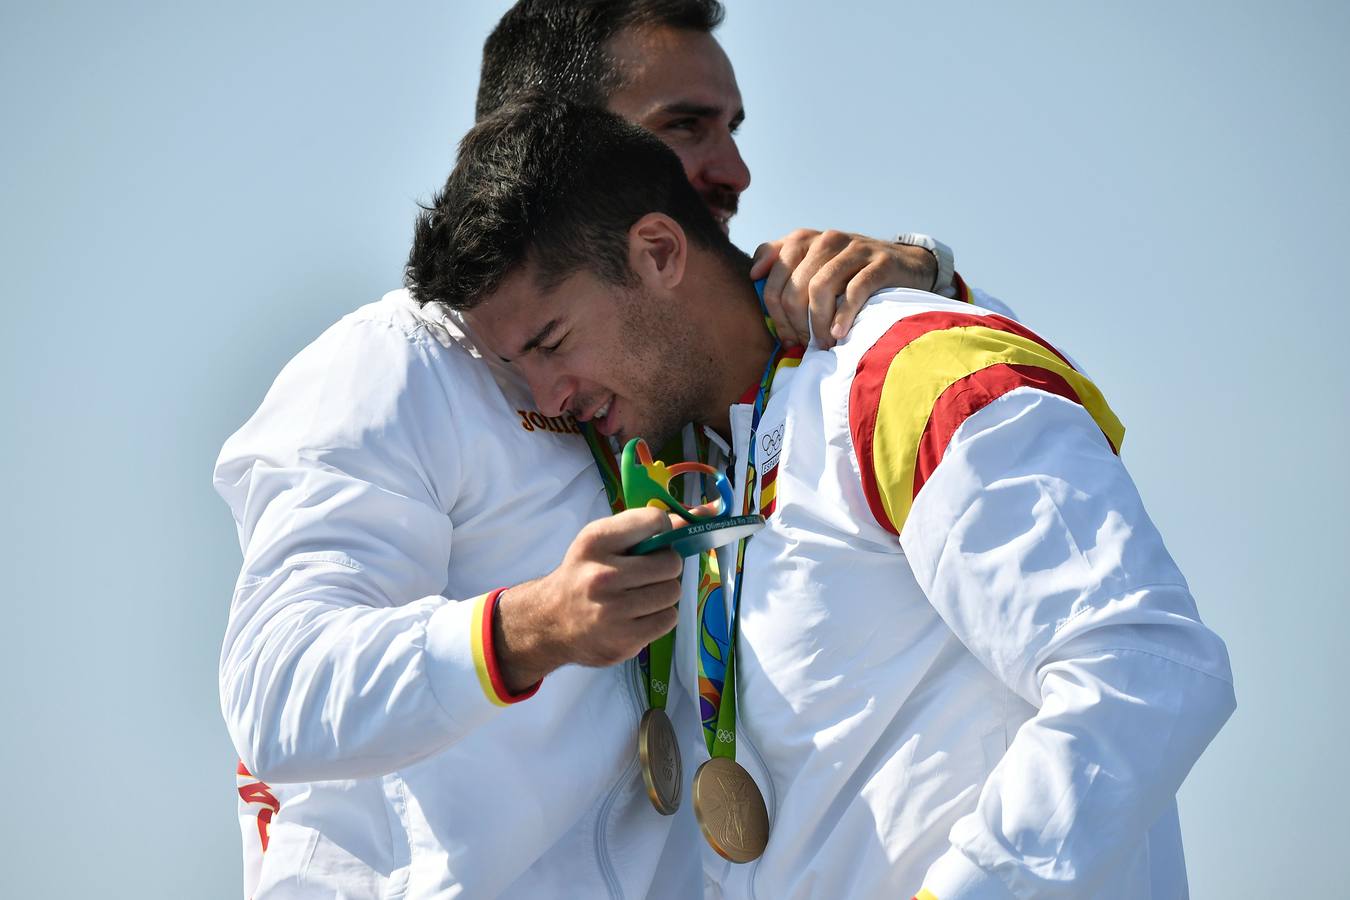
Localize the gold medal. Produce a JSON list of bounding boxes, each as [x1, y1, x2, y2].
[[638, 708, 683, 815], [691, 757, 769, 862]]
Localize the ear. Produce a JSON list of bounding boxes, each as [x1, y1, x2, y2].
[[627, 213, 687, 291]]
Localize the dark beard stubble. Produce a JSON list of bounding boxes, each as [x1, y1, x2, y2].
[[615, 287, 715, 450]]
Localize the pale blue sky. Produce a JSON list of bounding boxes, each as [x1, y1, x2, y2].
[[2, 2, 1346, 897]]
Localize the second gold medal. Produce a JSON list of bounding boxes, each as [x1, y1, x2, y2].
[[638, 705, 682, 815]]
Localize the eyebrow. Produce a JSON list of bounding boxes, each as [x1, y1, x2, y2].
[[656, 101, 746, 129]]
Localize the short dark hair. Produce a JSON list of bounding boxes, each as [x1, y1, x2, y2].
[[476, 0, 725, 120], [406, 94, 738, 311]]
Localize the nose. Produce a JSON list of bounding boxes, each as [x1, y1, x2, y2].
[[520, 360, 575, 419], [701, 131, 751, 197]]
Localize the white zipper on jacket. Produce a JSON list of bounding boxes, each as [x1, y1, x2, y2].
[[591, 656, 647, 899]]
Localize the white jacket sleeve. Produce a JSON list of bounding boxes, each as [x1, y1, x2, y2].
[[899, 389, 1236, 899], [213, 314, 529, 784]]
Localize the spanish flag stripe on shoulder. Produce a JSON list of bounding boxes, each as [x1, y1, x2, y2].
[[850, 311, 1124, 535], [916, 363, 1083, 496]]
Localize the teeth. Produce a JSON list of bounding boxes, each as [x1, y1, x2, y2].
[[594, 400, 611, 420]]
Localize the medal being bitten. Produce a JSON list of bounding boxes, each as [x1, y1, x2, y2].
[[638, 707, 683, 815], [691, 756, 769, 863]]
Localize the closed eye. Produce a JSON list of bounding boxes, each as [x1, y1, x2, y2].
[[519, 317, 565, 358]]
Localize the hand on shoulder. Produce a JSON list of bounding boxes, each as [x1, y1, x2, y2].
[[751, 229, 938, 349]]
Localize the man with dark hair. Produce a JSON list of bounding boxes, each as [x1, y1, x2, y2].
[[477, 0, 725, 119], [216, 3, 1011, 898], [412, 96, 1235, 900], [474, 0, 1001, 345]]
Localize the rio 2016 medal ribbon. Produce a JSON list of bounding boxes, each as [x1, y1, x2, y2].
[[585, 427, 759, 815], [613, 432, 765, 815], [634, 596, 679, 815], [692, 609, 769, 861], [583, 424, 685, 815], [692, 284, 801, 862]]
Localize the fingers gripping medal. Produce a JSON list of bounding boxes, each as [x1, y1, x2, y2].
[[621, 439, 764, 558]]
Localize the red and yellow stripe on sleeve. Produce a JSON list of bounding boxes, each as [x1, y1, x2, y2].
[[471, 589, 540, 706], [912, 890, 939, 900], [850, 311, 1124, 536], [951, 271, 973, 304]]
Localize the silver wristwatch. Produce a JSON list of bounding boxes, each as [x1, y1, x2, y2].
[[894, 232, 955, 297]]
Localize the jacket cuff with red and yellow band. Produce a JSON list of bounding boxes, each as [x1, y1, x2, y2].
[[424, 589, 540, 727], [477, 589, 541, 705], [917, 847, 1016, 900]]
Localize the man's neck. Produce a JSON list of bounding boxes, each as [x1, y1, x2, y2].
[[684, 254, 774, 441]]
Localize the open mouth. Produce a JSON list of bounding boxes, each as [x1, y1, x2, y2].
[[576, 394, 618, 435], [595, 396, 618, 435]]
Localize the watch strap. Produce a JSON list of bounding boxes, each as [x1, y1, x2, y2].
[[895, 232, 956, 298]]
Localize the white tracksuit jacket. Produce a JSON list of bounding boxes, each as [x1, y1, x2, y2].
[[672, 289, 1236, 900], [214, 290, 702, 899]]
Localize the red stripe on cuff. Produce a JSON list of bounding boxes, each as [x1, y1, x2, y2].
[[481, 588, 541, 704]]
